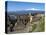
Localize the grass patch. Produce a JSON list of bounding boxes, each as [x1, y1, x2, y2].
[[39, 16, 45, 32], [32, 24, 37, 32], [32, 15, 45, 32]]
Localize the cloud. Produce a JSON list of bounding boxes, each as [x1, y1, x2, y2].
[[15, 8, 40, 11], [26, 8, 40, 10]]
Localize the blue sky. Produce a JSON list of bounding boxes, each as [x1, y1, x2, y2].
[[7, 1, 45, 11]]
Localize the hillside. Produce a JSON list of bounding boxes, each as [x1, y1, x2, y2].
[[7, 14, 45, 34]]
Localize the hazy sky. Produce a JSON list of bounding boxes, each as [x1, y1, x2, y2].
[[7, 1, 45, 11]]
